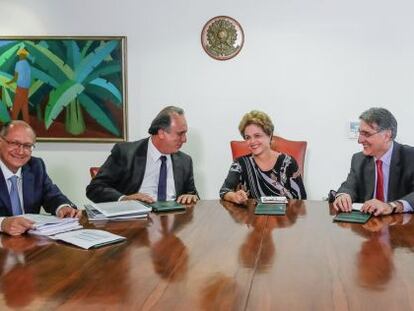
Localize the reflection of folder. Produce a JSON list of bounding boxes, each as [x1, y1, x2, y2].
[[150, 201, 185, 213], [255, 203, 286, 215], [333, 211, 372, 224]]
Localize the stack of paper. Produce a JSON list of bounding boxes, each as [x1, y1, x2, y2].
[[22, 214, 82, 236], [85, 200, 152, 221], [260, 196, 288, 204]]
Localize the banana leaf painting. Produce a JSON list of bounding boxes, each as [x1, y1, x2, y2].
[[0, 36, 127, 141]]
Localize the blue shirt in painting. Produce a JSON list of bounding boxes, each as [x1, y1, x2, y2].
[[15, 59, 31, 89]]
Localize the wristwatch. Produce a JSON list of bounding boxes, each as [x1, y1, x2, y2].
[[388, 201, 398, 214]]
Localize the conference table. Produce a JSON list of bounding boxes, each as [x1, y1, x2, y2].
[[1, 200, 414, 310]]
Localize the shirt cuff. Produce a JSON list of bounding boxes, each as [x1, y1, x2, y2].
[[335, 193, 347, 199], [118, 195, 125, 201], [56, 204, 74, 215], [398, 200, 413, 213], [0, 217, 4, 232]]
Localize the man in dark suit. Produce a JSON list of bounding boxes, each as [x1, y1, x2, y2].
[[334, 107, 414, 216], [86, 106, 198, 204], [0, 121, 80, 235]]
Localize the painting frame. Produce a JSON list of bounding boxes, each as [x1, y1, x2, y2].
[[0, 36, 128, 142]]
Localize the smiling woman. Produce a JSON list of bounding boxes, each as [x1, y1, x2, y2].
[[220, 110, 307, 204]]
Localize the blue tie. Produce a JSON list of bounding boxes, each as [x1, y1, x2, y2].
[[157, 156, 167, 201], [9, 175, 22, 216]]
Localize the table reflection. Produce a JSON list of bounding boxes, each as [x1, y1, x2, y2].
[[147, 207, 194, 282], [200, 273, 241, 311], [0, 235, 50, 308], [336, 214, 413, 290], [220, 199, 306, 272]]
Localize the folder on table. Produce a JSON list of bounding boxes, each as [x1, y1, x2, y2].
[[150, 201, 185, 213], [255, 203, 286, 215], [333, 210, 372, 224]]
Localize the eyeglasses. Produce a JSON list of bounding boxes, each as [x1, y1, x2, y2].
[[358, 129, 383, 138], [1, 136, 35, 152]]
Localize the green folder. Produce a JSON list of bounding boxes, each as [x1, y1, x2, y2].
[[333, 211, 372, 224], [149, 201, 185, 213], [255, 203, 286, 215]]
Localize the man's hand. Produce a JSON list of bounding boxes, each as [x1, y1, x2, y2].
[[1, 217, 34, 236], [361, 199, 393, 216], [225, 190, 249, 205], [177, 194, 198, 205], [122, 193, 155, 204], [57, 206, 82, 218], [333, 193, 353, 212]]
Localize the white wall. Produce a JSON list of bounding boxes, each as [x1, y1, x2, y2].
[[2, 0, 414, 205]]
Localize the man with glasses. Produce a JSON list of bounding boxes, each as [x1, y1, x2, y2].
[[333, 107, 414, 215], [86, 106, 198, 204], [0, 121, 80, 235]]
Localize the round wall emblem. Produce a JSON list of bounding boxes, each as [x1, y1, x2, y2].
[[201, 16, 244, 61]]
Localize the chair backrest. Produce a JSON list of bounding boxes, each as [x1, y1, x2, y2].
[[89, 167, 100, 179], [230, 135, 307, 177]]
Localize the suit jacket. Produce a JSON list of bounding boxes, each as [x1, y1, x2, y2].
[[0, 157, 73, 217], [86, 138, 198, 203], [337, 142, 414, 207]]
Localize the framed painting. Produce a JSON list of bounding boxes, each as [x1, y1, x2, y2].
[[0, 36, 127, 142]]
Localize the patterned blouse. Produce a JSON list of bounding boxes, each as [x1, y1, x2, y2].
[[220, 153, 307, 200]]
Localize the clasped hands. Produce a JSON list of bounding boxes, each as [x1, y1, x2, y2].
[[121, 192, 198, 205], [333, 193, 394, 216]]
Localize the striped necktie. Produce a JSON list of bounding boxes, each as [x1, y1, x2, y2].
[[9, 175, 22, 215], [157, 156, 167, 201]]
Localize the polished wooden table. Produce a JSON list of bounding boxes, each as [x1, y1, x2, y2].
[[1, 200, 414, 310]]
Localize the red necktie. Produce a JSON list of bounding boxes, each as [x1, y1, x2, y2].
[[375, 159, 384, 201]]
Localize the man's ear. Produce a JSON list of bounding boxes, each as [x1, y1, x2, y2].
[[384, 129, 393, 141], [157, 128, 166, 139]]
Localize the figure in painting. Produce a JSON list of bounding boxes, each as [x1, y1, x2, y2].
[[6, 48, 31, 124]]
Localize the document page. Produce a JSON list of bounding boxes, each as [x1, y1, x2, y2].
[[51, 229, 126, 249], [22, 213, 77, 226], [352, 203, 363, 211], [22, 214, 82, 236], [92, 201, 152, 217]]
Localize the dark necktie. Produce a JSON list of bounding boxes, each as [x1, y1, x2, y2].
[[375, 159, 384, 202], [157, 155, 167, 201], [9, 175, 22, 215]]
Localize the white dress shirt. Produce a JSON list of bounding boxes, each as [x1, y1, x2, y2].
[[138, 137, 176, 201], [0, 160, 25, 231]]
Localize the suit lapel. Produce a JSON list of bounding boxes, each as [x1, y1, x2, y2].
[[171, 153, 182, 195], [365, 157, 375, 201], [388, 142, 401, 201], [0, 169, 12, 216], [22, 164, 34, 214], [132, 139, 149, 192]]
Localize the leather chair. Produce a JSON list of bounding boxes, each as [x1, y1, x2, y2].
[[230, 135, 307, 177], [89, 167, 100, 179]]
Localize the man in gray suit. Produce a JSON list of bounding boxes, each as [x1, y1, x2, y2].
[[86, 106, 198, 204], [334, 107, 414, 215]]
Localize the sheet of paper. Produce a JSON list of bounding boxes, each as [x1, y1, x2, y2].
[[21, 213, 77, 226], [84, 205, 148, 221], [352, 203, 363, 211], [51, 229, 126, 249], [92, 201, 152, 217]]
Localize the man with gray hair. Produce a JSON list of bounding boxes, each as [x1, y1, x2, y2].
[[86, 106, 198, 204], [334, 107, 414, 215], [0, 121, 80, 235]]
